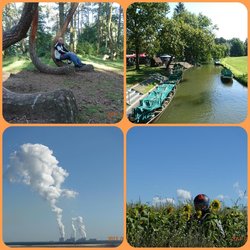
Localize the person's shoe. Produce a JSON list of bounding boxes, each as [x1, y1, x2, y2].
[[75, 64, 82, 68]]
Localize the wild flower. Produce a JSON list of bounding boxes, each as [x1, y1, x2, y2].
[[210, 199, 221, 212]]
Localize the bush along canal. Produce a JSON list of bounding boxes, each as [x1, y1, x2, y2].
[[155, 64, 247, 123]]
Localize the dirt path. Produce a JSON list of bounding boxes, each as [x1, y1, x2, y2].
[[84, 60, 123, 75], [3, 68, 123, 123]]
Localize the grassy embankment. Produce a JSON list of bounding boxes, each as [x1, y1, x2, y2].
[[220, 56, 248, 86], [127, 201, 247, 247]]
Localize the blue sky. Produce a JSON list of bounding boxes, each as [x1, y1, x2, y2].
[[3, 127, 123, 242], [127, 127, 247, 206], [168, 2, 247, 41]]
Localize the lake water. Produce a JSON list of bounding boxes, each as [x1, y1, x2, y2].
[[155, 64, 248, 123]]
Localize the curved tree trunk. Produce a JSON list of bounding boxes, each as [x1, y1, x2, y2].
[[3, 3, 38, 50], [51, 3, 79, 67], [29, 8, 74, 75], [3, 87, 78, 123]]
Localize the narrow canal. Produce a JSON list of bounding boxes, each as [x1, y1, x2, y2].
[[155, 64, 247, 123]]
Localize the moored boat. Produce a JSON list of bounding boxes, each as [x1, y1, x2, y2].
[[214, 60, 221, 66], [127, 63, 184, 123], [128, 80, 177, 123], [221, 68, 233, 81]]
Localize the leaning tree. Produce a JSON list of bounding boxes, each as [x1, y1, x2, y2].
[[2, 3, 90, 123], [3, 3, 38, 50]]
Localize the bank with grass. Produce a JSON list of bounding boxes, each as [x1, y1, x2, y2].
[[220, 57, 248, 86]]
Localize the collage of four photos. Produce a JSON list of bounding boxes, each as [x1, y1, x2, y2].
[[1, 0, 248, 249]]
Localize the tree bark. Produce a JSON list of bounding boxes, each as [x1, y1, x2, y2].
[[29, 8, 74, 74], [70, 17, 74, 51], [107, 4, 114, 60], [59, 3, 65, 30], [135, 40, 140, 70], [52, 3, 79, 67], [117, 6, 122, 51], [3, 3, 38, 50], [165, 56, 173, 71], [3, 87, 78, 123], [96, 3, 102, 54]]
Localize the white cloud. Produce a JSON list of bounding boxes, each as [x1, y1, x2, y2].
[[217, 194, 229, 201], [177, 189, 191, 201], [152, 196, 175, 206], [233, 181, 247, 199]]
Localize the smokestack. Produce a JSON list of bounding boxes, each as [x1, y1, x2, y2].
[[71, 218, 76, 239], [59, 237, 65, 242], [72, 216, 87, 239], [6, 143, 78, 239]]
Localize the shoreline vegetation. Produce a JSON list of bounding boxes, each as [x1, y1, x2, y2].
[[220, 57, 248, 86]]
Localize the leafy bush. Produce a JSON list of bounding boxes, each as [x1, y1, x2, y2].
[[77, 41, 97, 56], [127, 201, 247, 247]]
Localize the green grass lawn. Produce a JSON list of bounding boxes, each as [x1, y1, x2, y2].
[[220, 56, 248, 86], [3, 54, 123, 74], [127, 65, 168, 88], [2, 56, 54, 73], [221, 56, 247, 75], [84, 55, 123, 71]]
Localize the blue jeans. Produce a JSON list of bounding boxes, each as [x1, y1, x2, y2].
[[61, 52, 83, 66]]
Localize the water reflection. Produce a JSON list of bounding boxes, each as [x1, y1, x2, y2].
[[156, 64, 247, 123]]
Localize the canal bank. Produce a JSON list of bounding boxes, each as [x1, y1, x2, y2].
[[155, 64, 247, 123], [220, 57, 248, 86]]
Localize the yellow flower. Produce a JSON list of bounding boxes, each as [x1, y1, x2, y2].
[[196, 210, 202, 219], [181, 205, 192, 221], [210, 199, 221, 212], [166, 206, 174, 214], [183, 204, 192, 213]]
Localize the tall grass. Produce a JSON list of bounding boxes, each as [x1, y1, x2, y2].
[[127, 201, 247, 247]]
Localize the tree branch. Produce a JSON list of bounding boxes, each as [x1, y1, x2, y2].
[[3, 3, 38, 50]]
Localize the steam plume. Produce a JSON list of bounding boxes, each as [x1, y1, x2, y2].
[[72, 216, 87, 239], [6, 143, 78, 239], [71, 218, 77, 239]]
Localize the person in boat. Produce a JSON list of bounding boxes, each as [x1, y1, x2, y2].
[[54, 37, 85, 68], [192, 194, 225, 238]]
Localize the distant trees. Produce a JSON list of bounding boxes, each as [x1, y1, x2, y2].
[[215, 37, 247, 57], [229, 38, 246, 57], [244, 39, 248, 55]]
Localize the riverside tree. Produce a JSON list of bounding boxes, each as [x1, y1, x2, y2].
[[126, 3, 170, 70], [127, 2, 246, 68]]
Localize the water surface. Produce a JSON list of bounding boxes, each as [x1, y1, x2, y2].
[[156, 64, 247, 123]]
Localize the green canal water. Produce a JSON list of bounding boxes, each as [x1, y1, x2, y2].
[[155, 64, 248, 123]]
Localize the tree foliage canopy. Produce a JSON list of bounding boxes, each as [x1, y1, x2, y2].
[[127, 2, 247, 68], [3, 2, 123, 58]]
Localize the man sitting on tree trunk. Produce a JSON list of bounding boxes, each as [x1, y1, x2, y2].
[[54, 37, 85, 68]]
